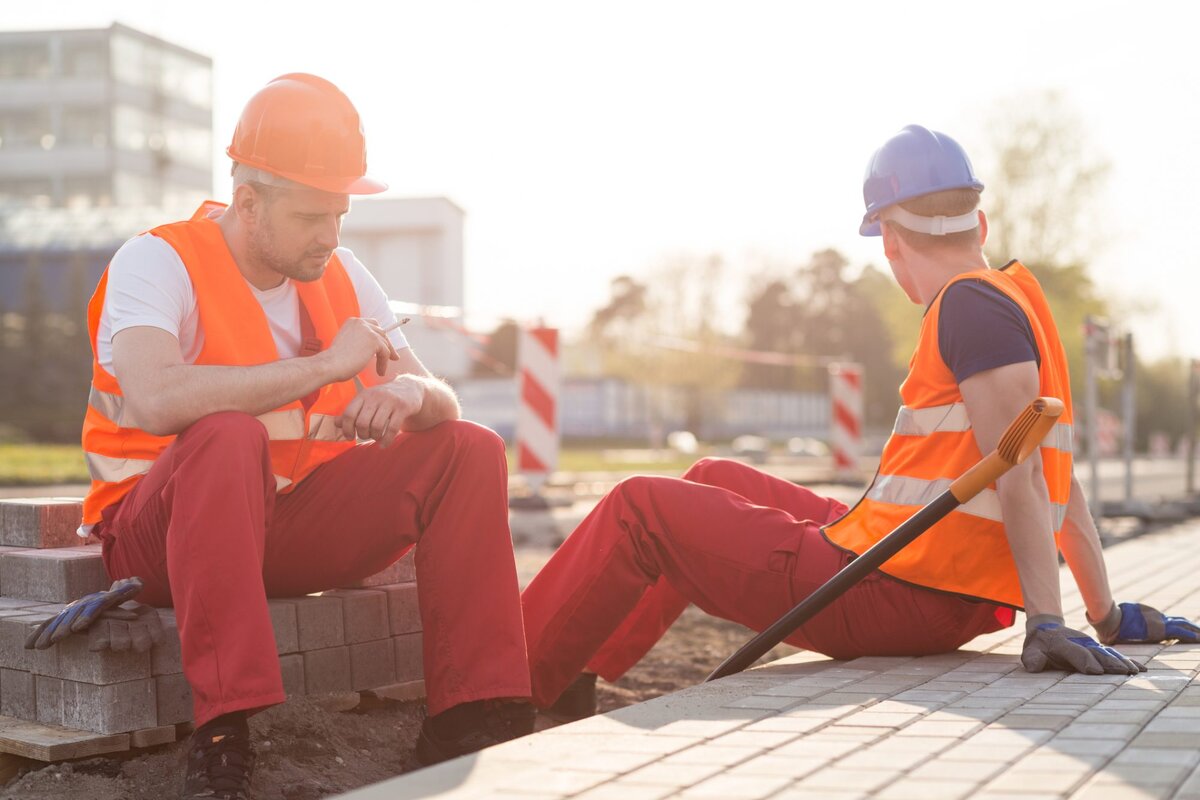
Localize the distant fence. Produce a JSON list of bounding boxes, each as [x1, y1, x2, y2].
[[456, 377, 829, 442]]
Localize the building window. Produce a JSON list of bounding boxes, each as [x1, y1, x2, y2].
[[62, 38, 108, 77], [0, 41, 51, 79], [64, 175, 113, 209], [61, 107, 109, 148], [0, 109, 53, 149]]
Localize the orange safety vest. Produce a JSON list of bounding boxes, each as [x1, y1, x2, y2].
[[81, 201, 363, 525], [824, 261, 1074, 609]]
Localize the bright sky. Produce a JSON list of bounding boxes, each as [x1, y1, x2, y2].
[[9, 2, 1198, 358]]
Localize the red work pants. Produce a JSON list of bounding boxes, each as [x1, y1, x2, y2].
[[522, 457, 1009, 707], [96, 412, 530, 728]]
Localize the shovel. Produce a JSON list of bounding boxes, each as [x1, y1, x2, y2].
[[706, 396, 1065, 682]]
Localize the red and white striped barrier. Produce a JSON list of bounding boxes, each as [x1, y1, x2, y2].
[[828, 362, 863, 480], [517, 327, 560, 492]]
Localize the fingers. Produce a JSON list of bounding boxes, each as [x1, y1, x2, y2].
[[107, 620, 132, 652], [1061, 642, 1103, 675], [129, 622, 154, 653], [1165, 616, 1200, 643], [88, 620, 111, 652], [1090, 645, 1142, 675], [140, 606, 165, 645], [24, 619, 53, 650], [1021, 646, 1048, 673]]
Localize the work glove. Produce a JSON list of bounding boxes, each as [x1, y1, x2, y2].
[[1090, 602, 1200, 645], [1021, 615, 1145, 676], [24, 576, 164, 653]]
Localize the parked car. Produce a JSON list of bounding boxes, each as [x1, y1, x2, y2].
[[732, 435, 771, 464]]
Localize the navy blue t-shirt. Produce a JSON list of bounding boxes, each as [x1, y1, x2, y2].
[[937, 280, 1039, 383]]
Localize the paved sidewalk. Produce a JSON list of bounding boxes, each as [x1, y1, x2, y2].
[[336, 520, 1200, 800]]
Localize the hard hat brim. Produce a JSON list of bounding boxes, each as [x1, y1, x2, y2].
[[860, 218, 882, 237], [281, 171, 389, 195]]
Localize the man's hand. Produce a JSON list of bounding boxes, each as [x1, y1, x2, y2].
[[24, 577, 164, 653], [336, 378, 424, 446], [1091, 602, 1200, 645], [322, 317, 400, 381], [1022, 618, 1145, 675]]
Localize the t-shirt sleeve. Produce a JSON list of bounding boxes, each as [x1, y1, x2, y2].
[[937, 280, 1039, 384], [335, 246, 410, 351], [104, 234, 194, 339]]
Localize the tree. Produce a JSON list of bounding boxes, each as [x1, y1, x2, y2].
[[471, 319, 519, 377]]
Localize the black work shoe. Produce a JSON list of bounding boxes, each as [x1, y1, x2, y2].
[[540, 672, 598, 725], [415, 699, 535, 766], [181, 713, 256, 800]]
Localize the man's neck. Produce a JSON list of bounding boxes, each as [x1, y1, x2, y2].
[[216, 211, 286, 290], [912, 250, 990, 305]]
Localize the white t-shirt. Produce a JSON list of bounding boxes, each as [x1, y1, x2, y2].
[[97, 234, 409, 371]]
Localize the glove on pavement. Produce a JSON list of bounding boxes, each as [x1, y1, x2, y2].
[[1021, 616, 1145, 676], [1090, 602, 1200, 645]]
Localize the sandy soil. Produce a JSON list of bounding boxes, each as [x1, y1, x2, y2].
[[0, 606, 797, 800]]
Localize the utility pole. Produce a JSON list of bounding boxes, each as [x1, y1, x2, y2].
[[1121, 333, 1135, 503]]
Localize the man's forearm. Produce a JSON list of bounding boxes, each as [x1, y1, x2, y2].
[[398, 375, 461, 431], [133, 356, 336, 435], [996, 463, 1063, 619], [1057, 476, 1116, 622]]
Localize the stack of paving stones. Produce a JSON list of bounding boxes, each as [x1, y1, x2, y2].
[[0, 498, 424, 758], [337, 519, 1200, 800]]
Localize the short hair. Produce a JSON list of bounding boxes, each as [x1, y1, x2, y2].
[[884, 188, 982, 251], [230, 162, 305, 203]]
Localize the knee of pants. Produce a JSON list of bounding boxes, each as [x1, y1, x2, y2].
[[437, 418, 507, 456], [181, 411, 270, 457], [681, 456, 738, 483]]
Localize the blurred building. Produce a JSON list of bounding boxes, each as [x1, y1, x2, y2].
[[0, 22, 212, 211]]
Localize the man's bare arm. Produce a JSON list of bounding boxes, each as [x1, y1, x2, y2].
[[959, 360, 1062, 619], [1057, 474, 1117, 622], [112, 319, 398, 436]]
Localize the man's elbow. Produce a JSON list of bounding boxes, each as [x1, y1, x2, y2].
[[126, 395, 182, 437]]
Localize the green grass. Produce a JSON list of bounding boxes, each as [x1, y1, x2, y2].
[[0, 444, 90, 485], [0, 442, 699, 487]]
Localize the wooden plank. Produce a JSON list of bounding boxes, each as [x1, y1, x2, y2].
[[0, 714, 129, 761], [130, 724, 176, 749]]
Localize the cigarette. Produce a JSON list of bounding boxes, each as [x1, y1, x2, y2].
[[382, 317, 411, 333]]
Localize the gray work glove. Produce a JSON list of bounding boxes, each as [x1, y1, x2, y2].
[[1090, 602, 1200, 645], [1021, 615, 1145, 676], [24, 576, 164, 653]]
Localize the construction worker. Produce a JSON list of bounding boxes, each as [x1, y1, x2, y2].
[[74, 74, 532, 798], [522, 124, 1200, 721]]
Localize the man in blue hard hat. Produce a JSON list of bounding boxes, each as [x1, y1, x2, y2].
[[519, 125, 1200, 723]]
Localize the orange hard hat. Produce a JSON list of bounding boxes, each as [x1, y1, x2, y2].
[[227, 73, 387, 195]]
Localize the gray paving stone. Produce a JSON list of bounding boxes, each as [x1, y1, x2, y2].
[[393, 632, 422, 683], [324, 589, 390, 644], [349, 638, 395, 691], [0, 546, 109, 603], [34, 675, 62, 726], [156, 672, 193, 726], [0, 613, 58, 673], [0, 498, 83, 549], [379, 583, 421, 635], [50, 634, 151, 684], [679, 772, 793, 798], [0, 668, 33, 719], [341, 551, 416, 588], [151, 614, 182, 675], [292, 595, 344, 650], [268, 600, 299, 654], [279, 653, 305, 698], [63, 678, 157, 734], [303, 645, 351, 695]]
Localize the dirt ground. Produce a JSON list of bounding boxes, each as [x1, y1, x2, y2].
[[0, 606, 798, 800]]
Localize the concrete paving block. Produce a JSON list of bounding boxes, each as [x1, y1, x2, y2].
[[393, 632, 423, 683], [341, 551, 416, 588], [379, 583, 421, 635], [268, 600, 299, 655], [63, 678, 157, 734], [35, 675, 63, 726], [279, 654, 305, 698], [349, 639, 396, 691], [303, 646, 352, 695], [52, 634, 151, 684], [0, 613, 59, 674], [0, 668, 34, 719], [324, 589, 390, 644], [151, 614, 182, 675], [1, 546, 109, 603], [0, 498, 83, 549], [156, 673, 194, 726], [292, 595, 344, 651]]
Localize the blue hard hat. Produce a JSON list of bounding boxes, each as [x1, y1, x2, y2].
[[859, 124, 984, 236]]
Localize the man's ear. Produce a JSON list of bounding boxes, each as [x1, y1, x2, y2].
[[232, 182, 264, 224], [882, 220, 902, 262], [978, 209, 989, 247]]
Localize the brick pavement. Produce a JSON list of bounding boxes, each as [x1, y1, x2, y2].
[[336, 520, 1200, 800]]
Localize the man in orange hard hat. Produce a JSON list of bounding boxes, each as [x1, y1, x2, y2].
[[76, 74, 532, 798]]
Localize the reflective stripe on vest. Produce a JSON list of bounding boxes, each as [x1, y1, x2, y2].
[[867, 473, 1069, 530], [85, 452, 155, 484], [894, 401, 1073, 453]]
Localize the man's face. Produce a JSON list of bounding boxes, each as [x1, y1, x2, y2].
[[247, 184, 350, 282]]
